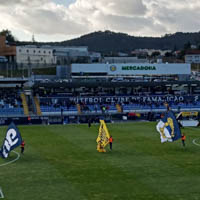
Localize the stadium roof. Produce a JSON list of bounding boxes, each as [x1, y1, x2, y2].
[[32, 80, 200, 89]]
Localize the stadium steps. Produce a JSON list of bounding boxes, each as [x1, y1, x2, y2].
[[77, 104, 82, 114], [34, 96, 42, 116], [20, 93, 29, 116], [116, 104, 122, 113]]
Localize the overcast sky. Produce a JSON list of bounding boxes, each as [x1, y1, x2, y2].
[[0, 0, 199, 42]]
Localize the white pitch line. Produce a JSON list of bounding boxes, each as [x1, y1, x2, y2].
[[0, 187, 4, 198], [192, 138, 200, 146], [0, 151, 20, 167]]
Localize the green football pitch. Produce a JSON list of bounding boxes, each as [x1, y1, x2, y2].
[[0, 122, 200, 200]]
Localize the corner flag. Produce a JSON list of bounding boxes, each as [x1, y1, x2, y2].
[[156, 111, 181, 143], [0, 123, 22, 158], [96, 120, 110, 152]]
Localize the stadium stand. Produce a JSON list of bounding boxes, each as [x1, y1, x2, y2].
[[33, 90, 200, 115], [0, 89, 24, 116], [39, 96, 78, 116], [1, 76, 200, 125]]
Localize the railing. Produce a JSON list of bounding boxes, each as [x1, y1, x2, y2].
[[34, 96, 42, 116], [77, 104, 82, 114], [20, 93, 29, 115], [116, 104, 122, 113]]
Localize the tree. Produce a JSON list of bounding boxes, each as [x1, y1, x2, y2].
[[184, 41, 191, 50], [151, 51, 161, 58], [173, 45, 177, 52], [177, 50, 186, 60], [0, 29, 16, 42], [165, 52, 173, 57]]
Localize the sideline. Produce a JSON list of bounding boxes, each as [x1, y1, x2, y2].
[[192, 138, 200, 147], [0, 151, 20, 167], [0, 187, 4, 198]]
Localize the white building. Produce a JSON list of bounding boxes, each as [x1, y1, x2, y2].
[[16, 46, 56, 65], [89, 52, 101, 63], [185, 53, 200, 64], [133, 49, 172, 56], [51, 46, 90, 64], [102, 57, 148, 64], [54, 46, 88, 53]]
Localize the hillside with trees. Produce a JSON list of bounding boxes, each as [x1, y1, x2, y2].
[[1, 29, 200, 54], [57, 31, 200, 54]]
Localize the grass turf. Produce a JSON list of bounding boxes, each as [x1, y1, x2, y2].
[[0, 122, 200, 200]]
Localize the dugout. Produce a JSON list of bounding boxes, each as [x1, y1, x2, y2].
[[176, 111, 199, 120], [176, 111, 199, 127]]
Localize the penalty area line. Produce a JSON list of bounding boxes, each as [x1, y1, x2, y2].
[[0, 187, 4, 198], [192, 138, 200, 147], [0, 151, 20, 167]]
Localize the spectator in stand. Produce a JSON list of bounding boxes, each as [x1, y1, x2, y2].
[[94, 104, 98, 112]]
